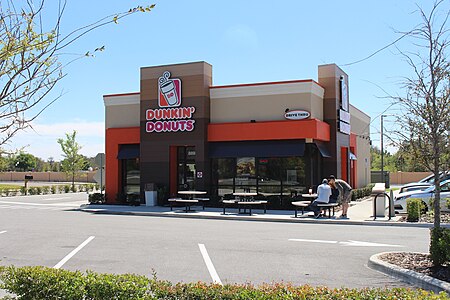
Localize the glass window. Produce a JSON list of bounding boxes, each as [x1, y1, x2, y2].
[[282, 157, 306, 186], [123, 158, 140, 195], [258, 158, 282, 186], [216, 158, 235, 186]]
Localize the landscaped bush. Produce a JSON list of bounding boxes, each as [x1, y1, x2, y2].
[[51, 185, 58, 194], [63, 184, 71, 193], [351, 184, 375, 202], [41, 186, 50, 194], [27, 187, 38, 195], [88, 193, 105, 204], [19, 186, 26, 195], [407, 198, 424, 222], [0, 265, 448, 300], [35, 186, 42, 195], [430, 227, 450, 266]]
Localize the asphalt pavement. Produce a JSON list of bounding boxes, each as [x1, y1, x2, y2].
[[0, 192, 429, 294]]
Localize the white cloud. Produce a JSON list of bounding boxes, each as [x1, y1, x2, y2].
[[3, 120, 104, 160]]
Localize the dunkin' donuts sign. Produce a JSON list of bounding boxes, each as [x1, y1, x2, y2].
[[146, 71, 196, 133]]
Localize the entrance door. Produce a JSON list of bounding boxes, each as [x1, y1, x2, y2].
[[178, 146, 196, 191]]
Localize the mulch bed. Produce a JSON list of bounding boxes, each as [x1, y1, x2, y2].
[[380, 252, 449, 283], [398, 212, 450, 223]]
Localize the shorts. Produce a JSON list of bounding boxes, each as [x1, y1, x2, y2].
[[340, 190, 352, 204]]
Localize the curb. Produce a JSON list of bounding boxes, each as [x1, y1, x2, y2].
[[79, 207, 450, 228], [368, 252, 450, 294]]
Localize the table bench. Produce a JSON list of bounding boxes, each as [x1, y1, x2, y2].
[[222, 200, 268, 216], [316, 202, 339, 218], [168, 198, 199, 212], [193, 197, 210, 210], [292, 201, 312, 217]]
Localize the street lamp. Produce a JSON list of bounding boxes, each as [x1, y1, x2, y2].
[[380, 114, 394, 186]]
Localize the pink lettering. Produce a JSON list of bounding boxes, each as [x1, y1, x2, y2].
[[146, 109, 154, 120]]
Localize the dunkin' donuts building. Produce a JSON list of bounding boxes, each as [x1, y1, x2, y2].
[[104, 61, 371, 206]]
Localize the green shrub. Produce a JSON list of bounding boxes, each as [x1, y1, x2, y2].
[[430, 227, 450, 266], [447, 198, 450, 209], [51, 185, 58, 194], [351, 184, 374, 202], [41, 186, 50, 194], [407, 198, 424, 222], [35, 186, 42, 195], [84, 271, 150, 299], [0, 265, 448, 300], [19, 186, 26, 195], [88, 193, 105, 204], [28, 187, 38, 195], [0, 266, 85, 300], [87, 183, 95, 192], [63, 184, 71, 193]]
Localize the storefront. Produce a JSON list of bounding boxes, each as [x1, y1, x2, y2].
[[104, 62, 371, 206]]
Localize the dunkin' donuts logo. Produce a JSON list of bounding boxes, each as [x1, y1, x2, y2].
[[158, 71, 181, 107], [146, 71, 195, 133]]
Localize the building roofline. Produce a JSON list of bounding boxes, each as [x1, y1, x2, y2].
[[103, 92, 140, 98], [210, 79, 324, 89]]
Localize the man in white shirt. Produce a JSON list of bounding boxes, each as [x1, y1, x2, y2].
[[311, 178, 332, 218]]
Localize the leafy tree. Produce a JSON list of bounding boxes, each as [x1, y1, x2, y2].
[[392, 1, 450, 232], [0, 0, 155, 146], [57, 130, 85, 190], [13, 152, 37, 171]]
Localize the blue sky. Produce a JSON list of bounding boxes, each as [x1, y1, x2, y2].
[[5, 0, 445, 160]]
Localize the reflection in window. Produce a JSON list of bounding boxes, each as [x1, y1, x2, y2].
[[282, 157, 306, 186], [213, 156, 307, 197], [123, 158, 140, 195], [258, 158, 282, 186]]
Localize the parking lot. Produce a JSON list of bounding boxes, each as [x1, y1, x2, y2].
[[0, 193, 429, 289]]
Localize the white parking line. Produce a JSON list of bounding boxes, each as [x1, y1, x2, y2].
[[54, 236, 95, 269], [0, 231, 6, 235], [198, 244, 222, 285], [289, 238, 338, 244]]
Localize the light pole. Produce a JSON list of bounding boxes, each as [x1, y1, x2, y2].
[[380, 114, 393, 186]]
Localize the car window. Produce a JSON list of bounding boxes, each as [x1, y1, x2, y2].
[[441, 182, 450, 192]]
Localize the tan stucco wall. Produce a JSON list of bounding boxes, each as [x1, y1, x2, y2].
[[210, 83, 324, 123], [350, 105, 371, 187], [104, 94, 140, 129], [105, 104, 140, 129]]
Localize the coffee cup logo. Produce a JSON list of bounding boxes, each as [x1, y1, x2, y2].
[[158, 71, 181, 107]]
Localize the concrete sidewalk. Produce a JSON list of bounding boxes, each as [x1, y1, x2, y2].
[[79, 197, 450, 228]]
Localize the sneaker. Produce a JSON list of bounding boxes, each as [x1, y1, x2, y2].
[[314, 213, 321, 219], [339, 214, 347, 218]]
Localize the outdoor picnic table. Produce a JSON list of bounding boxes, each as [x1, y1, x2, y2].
[[178, 190, 207, 199]]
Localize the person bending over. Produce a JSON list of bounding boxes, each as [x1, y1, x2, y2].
[[328, 175, 352, 218]]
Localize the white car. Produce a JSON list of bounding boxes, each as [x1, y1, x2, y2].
[[397, 171, 450, 194], [394, 179, 450, 214]]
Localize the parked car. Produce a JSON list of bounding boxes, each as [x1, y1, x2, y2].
[[397, 171, 450, 194], [394, 179, 450, 214]]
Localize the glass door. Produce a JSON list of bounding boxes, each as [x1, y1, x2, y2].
[[177, 146, 196, 191]]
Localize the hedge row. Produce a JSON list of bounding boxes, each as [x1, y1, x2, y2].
[[0, 184, 99, 197], [351, 184, 375, 202], [0, 266, 448, 300]]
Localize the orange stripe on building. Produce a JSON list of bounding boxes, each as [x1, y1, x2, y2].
[[105, 127, 140, 204], [207, 119, 330, 142]]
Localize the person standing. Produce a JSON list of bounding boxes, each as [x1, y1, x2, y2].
[[328, 175, 352, 218], [311, 178, 332, 218]]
